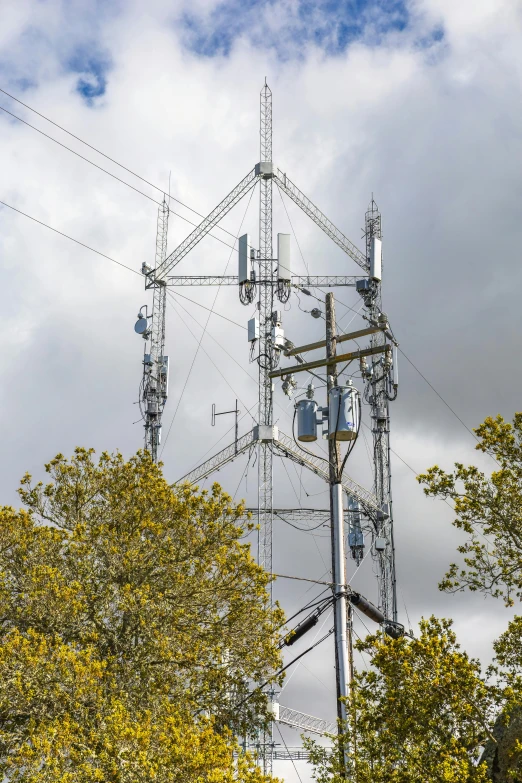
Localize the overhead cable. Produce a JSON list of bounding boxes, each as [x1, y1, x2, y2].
[[0, 86, 239, 240], [170, 289, 246, 330], [0, 104, 238, 255], [159, 187, 255, 455], [0, 199, 141, 277]]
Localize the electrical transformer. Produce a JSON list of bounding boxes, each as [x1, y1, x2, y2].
[[296, 399, 318, 442], [328, 384, 359, 441]]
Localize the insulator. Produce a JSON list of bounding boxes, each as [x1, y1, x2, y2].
[[284, 614, 319, 646], [384, 621, 405, 640], [349, 592, 385, 624]]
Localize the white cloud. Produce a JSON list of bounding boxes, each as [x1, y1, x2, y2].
[[1, 1, 521, 778]]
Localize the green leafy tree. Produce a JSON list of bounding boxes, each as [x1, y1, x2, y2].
[[307, 617, 494, 783], [417, 414, 522, 606], [416, 413, 522, 781], [0, 448, 283, 782]]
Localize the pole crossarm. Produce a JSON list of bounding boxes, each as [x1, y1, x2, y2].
[[276, 704, 336, 736], [274, 430, 381, 513], [174, 429, 256, 486], [166, 274, 360, 287], [270, 344, 388, 378], [157, 168, 260, 278], [285, 326, 383, 357], [274, 170, 368, 272]]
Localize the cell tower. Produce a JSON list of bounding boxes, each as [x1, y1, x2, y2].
[[136, 198, 170, 462], [136, 84, 400, 773]]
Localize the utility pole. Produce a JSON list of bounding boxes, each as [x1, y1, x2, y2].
[[326, 293, 351, 772]]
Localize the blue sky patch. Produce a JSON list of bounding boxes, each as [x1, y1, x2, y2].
[[181, 0, 412, 59], [67, 50, 112, 105]]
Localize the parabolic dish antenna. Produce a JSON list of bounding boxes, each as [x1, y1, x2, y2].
[[134, 317, 148, 335]]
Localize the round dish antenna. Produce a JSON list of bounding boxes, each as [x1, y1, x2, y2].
[[134, 315, 148, 335]]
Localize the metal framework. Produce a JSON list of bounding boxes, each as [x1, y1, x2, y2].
[[140, 199, 169, 461], [157, 168, 259, 276], [364, 199, 397, 621], [276, 704, 336, 736], [167, 275, 359, 287], [274, 170, 368, 271], [176, 427, 380, 515], [138, 83, 399, 774]]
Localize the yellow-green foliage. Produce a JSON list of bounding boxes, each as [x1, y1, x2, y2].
[[307, 617, 494, 783], [417, 414, 522, 606], [0, 448, 283, 781]]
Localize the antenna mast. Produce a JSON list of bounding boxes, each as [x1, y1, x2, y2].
[[258, 79, 275, 776], [140, 198, 170, 461], [258, 80, 274, 605], [362, 198, 397, 621]]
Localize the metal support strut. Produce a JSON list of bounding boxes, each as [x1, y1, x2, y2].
[[258, 79, 275, 776]]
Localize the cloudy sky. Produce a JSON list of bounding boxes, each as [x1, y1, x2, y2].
[[1, 0, 522, 778]]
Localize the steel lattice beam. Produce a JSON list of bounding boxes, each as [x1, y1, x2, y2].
[[174, 430, 378, 516], [274, 170, 368, 272], [247, 508, 333, 523], [276, 704, 336, 736], [156, 168, 260, 278], [274, 430, 380, 513], [174, 430, 256, 486], [166, 275, 361, 287]]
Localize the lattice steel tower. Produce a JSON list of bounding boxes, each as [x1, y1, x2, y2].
[[136, 83, 401, 774], [258, 81, 275, 605], [138, 198, 170, 462], [364, 198, 397, 621]]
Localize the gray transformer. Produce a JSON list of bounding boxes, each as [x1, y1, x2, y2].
[[296, 399, 318, 442], [328, 385, 359, 441]]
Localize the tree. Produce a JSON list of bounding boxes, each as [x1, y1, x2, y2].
[[417, 412, 522, 781], [307, 617, 495, 783], [0, 448, 282, 781], [417, 414, 522, 606]]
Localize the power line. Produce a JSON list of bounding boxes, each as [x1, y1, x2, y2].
[[397, 347, 493, 454], [166, 301, 253, 444], [3, 84, 486, 471], [0, 103, 239, 256], [333, 291, 494, 463], [275, 723, 304, 783], [0, 198, 141, 277], [160, 188, 255, 455], [0, 197, 247, 335], [0, 86, 239, 241], [170, 290, 246, 330]]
